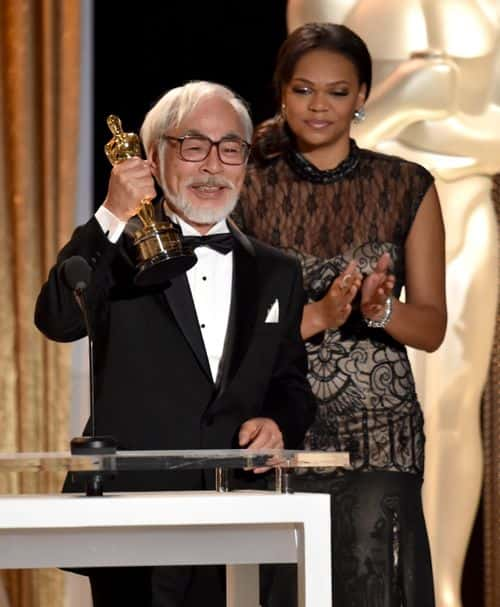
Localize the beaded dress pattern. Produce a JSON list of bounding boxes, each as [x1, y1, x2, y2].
[[236, 141, 434, 475]]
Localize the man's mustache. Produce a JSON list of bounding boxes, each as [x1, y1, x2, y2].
[[186, 177, 235, 189]]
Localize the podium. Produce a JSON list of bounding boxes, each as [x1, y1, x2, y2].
[[0, 449, 349, 607]]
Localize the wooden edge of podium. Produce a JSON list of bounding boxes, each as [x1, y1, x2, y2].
[[286, 452, 350, 468]]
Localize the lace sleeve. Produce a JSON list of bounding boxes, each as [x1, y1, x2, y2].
[[408, 163, 435, 231]]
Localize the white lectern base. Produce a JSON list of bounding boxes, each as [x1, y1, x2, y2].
[[0, 491, 331, 607]]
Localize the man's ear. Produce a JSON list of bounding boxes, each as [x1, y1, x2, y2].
[[149, 146, 160, 179]]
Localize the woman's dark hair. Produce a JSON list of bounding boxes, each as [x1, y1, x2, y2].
[[252, 22, 372, 163], [274, 22, 372, 101]]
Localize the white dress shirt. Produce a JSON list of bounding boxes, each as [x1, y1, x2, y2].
[[95, 205, 127, 243], [95, 205, 233, 382]]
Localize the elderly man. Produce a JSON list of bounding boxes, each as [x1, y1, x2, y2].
[[35, 81, 315, 606]]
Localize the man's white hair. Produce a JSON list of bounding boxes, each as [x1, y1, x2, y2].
[[140, 81, 253, 157]]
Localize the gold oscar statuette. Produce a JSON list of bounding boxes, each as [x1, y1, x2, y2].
[[104, 115, 196, 286]]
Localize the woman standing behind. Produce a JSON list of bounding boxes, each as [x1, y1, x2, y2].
[[235, 23, 446, 607]]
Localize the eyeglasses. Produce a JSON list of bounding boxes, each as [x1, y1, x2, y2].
[[162, 135, 250, 165]]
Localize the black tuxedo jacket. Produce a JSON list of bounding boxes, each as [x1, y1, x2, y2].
[[35, 216, 315, 491]]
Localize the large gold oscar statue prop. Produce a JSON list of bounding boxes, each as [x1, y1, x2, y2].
[[105, 115, 196, 286], [288, 2, 499, 607]]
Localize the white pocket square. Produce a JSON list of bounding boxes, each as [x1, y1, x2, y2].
[[265, 299, 279, 323]]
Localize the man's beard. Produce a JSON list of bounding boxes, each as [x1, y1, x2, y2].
[[160, 176, 239, 226]]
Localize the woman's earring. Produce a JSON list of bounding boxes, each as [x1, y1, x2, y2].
[[281, 103, 287, 121], [353, 107, 366, 123]]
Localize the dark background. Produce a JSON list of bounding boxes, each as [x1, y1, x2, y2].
[[94, 2, 484, 604], [93, 0, 288, 205]]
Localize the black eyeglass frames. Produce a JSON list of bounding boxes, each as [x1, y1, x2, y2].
[[161, 134, 251, 165]]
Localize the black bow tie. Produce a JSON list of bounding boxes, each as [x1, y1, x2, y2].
[[183, 233, 234, 255]]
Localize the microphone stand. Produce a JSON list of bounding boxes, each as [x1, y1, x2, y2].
[[69, 282, 117, 496]]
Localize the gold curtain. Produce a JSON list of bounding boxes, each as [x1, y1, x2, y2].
[[0, 1, 81, 605]]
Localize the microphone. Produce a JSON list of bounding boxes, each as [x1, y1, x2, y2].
[[62, 255, 92, 293], [62, 256, 117, 458]]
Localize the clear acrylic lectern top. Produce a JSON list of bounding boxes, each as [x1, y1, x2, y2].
[[0, 449, 350, 495]]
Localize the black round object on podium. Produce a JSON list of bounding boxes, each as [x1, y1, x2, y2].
[[70, 436, 117, 455]]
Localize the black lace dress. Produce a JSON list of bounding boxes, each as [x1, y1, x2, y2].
[[235, 140, 436, 607]]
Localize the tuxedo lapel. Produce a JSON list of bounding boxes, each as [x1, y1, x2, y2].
[[216, 221, 259, 394], [163, 273, 212, 381]]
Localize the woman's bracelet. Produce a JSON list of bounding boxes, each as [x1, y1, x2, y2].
[[364, 296, 393, 329]]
